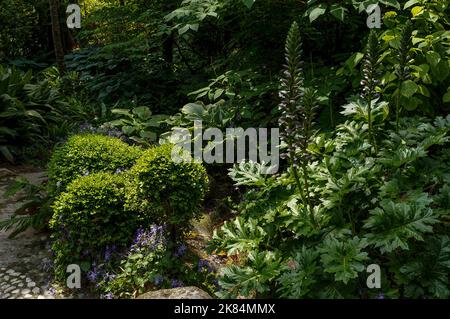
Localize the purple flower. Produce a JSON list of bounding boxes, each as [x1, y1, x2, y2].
[[87, 268, 99, 282], [376, 293, 385, 299], [198, 259, 212, 273], [104, 245, 116, 262], [171, 279, 183, 288], [48, 287, 57, 296], [102, 292, 114, 299], [131, 225, 167, 252], [174, 244, 187, 258], [154, 275, 164, 286], [114, 167, 126, 174]]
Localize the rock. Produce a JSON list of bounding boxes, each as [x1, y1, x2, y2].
[[137, 287, 212, 299], [0, 168, 15, 179], [27, 281, 36, 288], [32, 287, 40, 294], [21, 288, 31, 295]]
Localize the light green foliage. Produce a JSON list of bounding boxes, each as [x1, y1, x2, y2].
[[363, 196, 438, 253], [50, 172, 149, 281], [48, 133, 142, 191], [126, 143, 209, 234], [319, 236, 369, 284], [106, 106, 169, 145]]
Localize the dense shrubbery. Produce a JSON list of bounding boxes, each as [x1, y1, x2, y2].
[[126, 144, 209, 237], [1, 0, 449, 300], [49, 171, 150, 280], [48, 133, 142, 191], [47, 137, 210, 292]]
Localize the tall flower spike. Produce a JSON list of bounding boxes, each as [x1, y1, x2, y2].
[[394, 21, 413, 130], [361, 30, 381, 100], [279, 21, 305, 166], [361, 30, 381, 150]]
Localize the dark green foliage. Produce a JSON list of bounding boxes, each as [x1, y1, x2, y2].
[[48, 133, 142, 191], [210, 20, 450, 298], [126, 143, 209, 236]]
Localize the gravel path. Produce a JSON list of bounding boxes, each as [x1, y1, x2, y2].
[[0, 167, 57, 299]]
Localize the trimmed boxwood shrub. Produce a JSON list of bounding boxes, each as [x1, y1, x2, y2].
[[48, 133, 142, 192], [50, 172, 151, 280], [126, 143, 209, 237]]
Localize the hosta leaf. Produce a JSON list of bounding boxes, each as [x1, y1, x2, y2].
[[309, 4, 327, 23], [400, 80, 418, 98]]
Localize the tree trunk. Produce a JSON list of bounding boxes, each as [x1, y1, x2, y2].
[[49, 0, 65, 74]]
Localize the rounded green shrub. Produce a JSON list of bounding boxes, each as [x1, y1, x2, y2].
[[126, 143, 209, 234], [50, 172, 150, 280], [48, 133, 142, 191]]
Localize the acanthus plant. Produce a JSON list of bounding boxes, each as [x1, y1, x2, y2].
[[278, 21, 319, 223], [211, 21, 450, 299]]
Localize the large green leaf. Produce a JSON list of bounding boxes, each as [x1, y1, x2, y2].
[[363, 198, 438, 253], [400, 80, 418, 98], [309, 4, 327, 23]]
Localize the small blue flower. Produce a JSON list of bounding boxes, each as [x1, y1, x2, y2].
[[48, 287, 57, 296], [154, 275, 164, 286], [102, 292, 114, 299], [104, 245, 116, 262], [198, 259, 212, 273], [87, 269, 99, 282], [171, 279, 183, 288], [174, 244, 187, 258]]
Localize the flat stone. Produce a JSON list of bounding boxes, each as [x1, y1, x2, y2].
[[21, 288, 31, 295], [23, 294, 33, 299], [137, 287, 212, 299], [11, 289, 20, 294], [3, 275, 10, 281], [4, 286, 15, 293], [6, 269, 15, 275], [32, 287, 40, 294], [25, 278, 32, 283], [37, 295, 45, 299], [27, 281, 36, 288], [17, 283, 24, 288]]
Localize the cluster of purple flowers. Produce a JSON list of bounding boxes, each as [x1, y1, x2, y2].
[[78, 123, 123, 139], [101, 292, 114, 299], [174, 244, 187, 258], [171, 279, 184, 288], [198, 259, 212, 273], [131, 225, 167, 253], [104, 245, 116, 262]]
